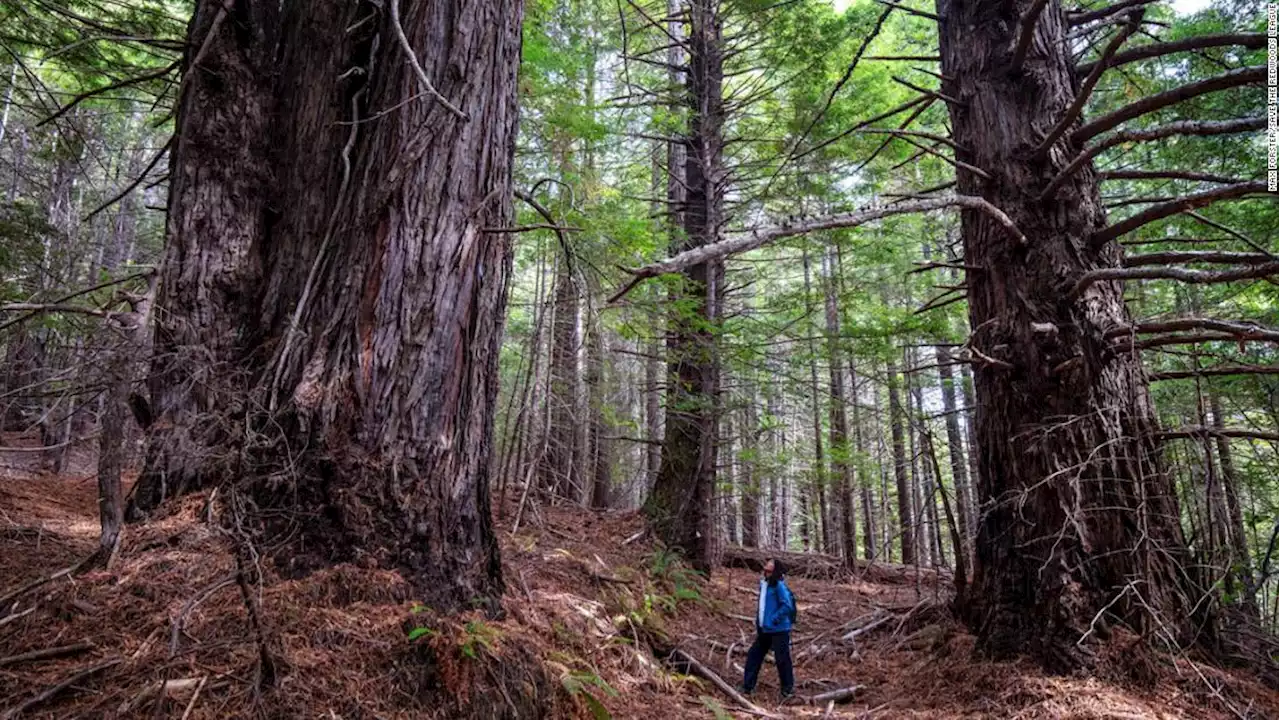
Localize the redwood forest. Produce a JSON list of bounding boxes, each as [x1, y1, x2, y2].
[[0, 0, 1276, 716]]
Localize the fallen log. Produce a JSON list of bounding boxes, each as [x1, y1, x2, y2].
[[808, 685, 861, 705], [0, 641, 95, 667], [720, 546, 954, 586], [667, 648, 782, 719], [2, 658, 122, 720]]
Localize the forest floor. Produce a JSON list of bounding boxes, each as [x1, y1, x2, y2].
[[0, 434, 1275, 719]]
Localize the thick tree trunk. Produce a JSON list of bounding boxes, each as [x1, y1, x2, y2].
[[887, 360, 915, 565], [252, 0, 522, 608], [128, 0, 277, 518], [938, 0, 1200, 666], [646, 0, 724, 572]]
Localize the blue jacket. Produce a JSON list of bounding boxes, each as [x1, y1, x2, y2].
[[757, 579, 795, 633]]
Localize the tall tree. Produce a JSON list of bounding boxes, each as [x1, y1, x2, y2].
[[645, 0, 725, 570], [938, 0, 1204, 666]]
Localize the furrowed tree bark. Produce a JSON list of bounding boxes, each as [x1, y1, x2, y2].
[[247, 0, 523, 608], [937, 0, 1201, 668], [646, 0, 724, 571], [128, 0, 277, 518]]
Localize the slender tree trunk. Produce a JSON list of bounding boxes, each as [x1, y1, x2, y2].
[[822, 248, 857, 564], [646, 0, 724, 572], [740, 376, 760, 548], [939, 0, 1200, 666], [887, 359, 915, 565], [801, 250, 831, 553], [1210, 391, 1255, 602], [587, 318, 612, 508], [723, 406, 738, 544], [937, 346, 973, 566]]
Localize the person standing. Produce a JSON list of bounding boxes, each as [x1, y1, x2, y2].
[[739, 558, 795, 699]]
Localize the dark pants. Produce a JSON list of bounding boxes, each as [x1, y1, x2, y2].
[[742, 630, 793, 694]]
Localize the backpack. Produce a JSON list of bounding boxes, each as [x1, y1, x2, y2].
[[785, 584, 798, 624]]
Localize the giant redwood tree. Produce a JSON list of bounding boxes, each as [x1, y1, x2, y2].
[[935, 0, 1217, 667], [135, 0, 525, 608]]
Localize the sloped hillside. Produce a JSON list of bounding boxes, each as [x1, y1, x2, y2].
[[0, 438, 1274, 719]]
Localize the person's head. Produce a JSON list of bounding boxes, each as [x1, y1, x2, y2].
[[763, 558, 785, 586]]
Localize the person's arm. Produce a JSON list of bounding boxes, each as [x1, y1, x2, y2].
[[769, 583, 795, 625]]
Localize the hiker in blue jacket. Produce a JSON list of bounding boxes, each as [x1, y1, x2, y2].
[[739, 558, 795, 699]]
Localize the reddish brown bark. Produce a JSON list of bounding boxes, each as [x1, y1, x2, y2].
[[938, 0, 1200, 667]]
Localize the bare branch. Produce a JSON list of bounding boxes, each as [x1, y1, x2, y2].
[[1123, 250, 1276, 267], [1148, 365, 1276, 381], [895, 134, 993, 180], [866, 55, 941, 61], [1011, 0, 1052, 72], [1158, 427, 1278, 442], [874, 0, 939, 21], [1100, 169, 1245, 184], [892, 76, 964, 106], [37, 61, 179, 128], [1106, 318, 1278, 342], [0, 303, 114, 319], [1067, 0, 1156, 26], [1041, 116, 1266, 201], [1071, 66, 1266, 143], [1034, 10, 1142, 155], [1071, 262, 1277, 297], [608, 196, 1025, 303], [1120, 331, 1273, 349], [1091, 181, 1270, 245], [1078, 33, 1266, 75], [795, 95, 930, 162], [85, 136, 173, 220], [857, 127, 964, 152]]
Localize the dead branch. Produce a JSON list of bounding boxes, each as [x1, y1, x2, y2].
[[2, 658, 122, 720], [0, 642, 95, 668], [874, 0, 938, 20], [668, 648, 782, 719], [866, 55, 940, 61], [1010, 0, 1051, 72], [1124, 250, 1276, 267], [1101, 169, 1247, 184], [0, 303, 114, 319], [1042, 116, 1265, 201], [1077, 32, 1266, 75], [807, 686, 861, 705], [1071, 66, 1266, 143], [118, 677, 206, 714], [858, 127, 964, 152], [795, 95, 930, 163], [1071, 262, 1277, 297], [1035, 10, 1143, 155], [891, 76, 964, 107], [1091, 181, 1271, 245], [842, 614, 894, 641], [1119, 331, 1273, 349], [1068, 0, 1156, 25], [608, 196, 1024, 303], [1148, 365, 1276, 381], [85, 136, 173, 220], [37, 60, 179, 128], [0, 557, 89, 608], [1105, 318, 1277, 341], [894, 134, 992, 179], [1158, 427, 1278, 442]]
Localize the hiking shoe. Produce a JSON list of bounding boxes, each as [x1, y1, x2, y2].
[[780, 689, 795, 702], [735, 683, 754, 696]]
